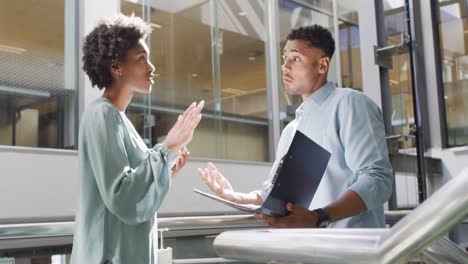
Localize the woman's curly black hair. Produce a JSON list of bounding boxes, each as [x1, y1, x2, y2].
[[82, 14, 151, 90], [286, 25, 335, 59]]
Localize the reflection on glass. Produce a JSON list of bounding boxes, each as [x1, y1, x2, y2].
[[437, 0, 468, 146], [122, 0, 269, 161], [0, 0, 76, 149]]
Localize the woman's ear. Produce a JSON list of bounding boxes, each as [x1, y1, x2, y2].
[[109, 61, 121, 78]]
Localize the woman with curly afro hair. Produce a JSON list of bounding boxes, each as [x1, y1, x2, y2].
[[71, 14, 204, 264]]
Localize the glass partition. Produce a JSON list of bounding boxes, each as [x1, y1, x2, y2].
[[435, 0, 468, 147], [337, 0, 363, 90], [119, 0, 360, 162], [0, 0, 77, 149], [383, 1, 416, 150], [121, 0, 270, 161]]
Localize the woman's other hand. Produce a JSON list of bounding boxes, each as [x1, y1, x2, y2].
[[171, 147, 189, 178]]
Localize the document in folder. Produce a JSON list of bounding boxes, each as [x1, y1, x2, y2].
[[194, 130, 331, 216]]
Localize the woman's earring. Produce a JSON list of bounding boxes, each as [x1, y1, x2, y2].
[[119, 71, 122, 77]]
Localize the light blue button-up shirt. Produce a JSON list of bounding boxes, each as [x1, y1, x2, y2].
[[261, 82, 393, 228]]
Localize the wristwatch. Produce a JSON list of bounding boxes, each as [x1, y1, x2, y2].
[[312, 208, 330, 228]]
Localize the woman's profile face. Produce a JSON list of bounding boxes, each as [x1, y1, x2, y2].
[[119, 39, 155, 95]]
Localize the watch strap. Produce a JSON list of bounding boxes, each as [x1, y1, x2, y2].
[[313, 208, 330, 228]]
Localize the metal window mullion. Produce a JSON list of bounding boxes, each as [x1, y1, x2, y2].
[[374, 0, 398, 210], [346, 26, 354, 87], [406, 0, 428, 202], [57, 96, 65, 148], [430, 1, 455, 148], [265, 0, 281, 162], [65, 0, 79, 150], [332, 0, 342, 88], [11, 97, 16, 146], [210, 0, 224, 159], [374, 0, 393, 136]]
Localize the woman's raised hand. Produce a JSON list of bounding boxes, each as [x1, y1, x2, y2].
[[163, 100, 204, 152]]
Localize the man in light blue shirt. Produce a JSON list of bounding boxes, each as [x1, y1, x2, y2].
[[199, 25, 393, 228]]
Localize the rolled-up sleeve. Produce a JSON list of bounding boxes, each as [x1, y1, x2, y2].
[[85, 106, 178, 225], [338, 93, 394, 210]]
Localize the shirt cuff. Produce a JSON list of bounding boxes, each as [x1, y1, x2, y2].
[[153, 144, 179, 167]]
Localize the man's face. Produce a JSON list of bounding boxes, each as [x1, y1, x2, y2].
[[281, 40, 329, 98]]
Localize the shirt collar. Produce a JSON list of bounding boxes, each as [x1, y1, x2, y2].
[[295, 81, 336, 119]]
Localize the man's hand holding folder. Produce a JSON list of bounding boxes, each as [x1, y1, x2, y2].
[[256, 202, 320, 228]]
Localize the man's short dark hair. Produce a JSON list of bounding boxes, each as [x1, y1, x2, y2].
[[82, 14, 151, 90], [286, 25, 335, 59]]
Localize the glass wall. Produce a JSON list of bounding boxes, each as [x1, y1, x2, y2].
[[121, 0, 269, 161], [0, 0, 77, 149], [435, 0, 468, 147], [119, 0, 364, 161], [0, 0, 364, 161]]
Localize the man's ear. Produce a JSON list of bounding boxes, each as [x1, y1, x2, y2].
[[319, 57, 330, 74]]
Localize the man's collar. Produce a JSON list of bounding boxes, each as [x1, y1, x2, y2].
[[295, 81, 336, 119], [309, 81, 336, 105]]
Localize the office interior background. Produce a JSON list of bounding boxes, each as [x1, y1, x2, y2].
[[0, 0, 468, 263]]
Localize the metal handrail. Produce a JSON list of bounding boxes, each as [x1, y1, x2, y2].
[[0, 221, 74, 240], [214, 169, 468, 264], [0, 211, 411, 241], [378, 169, 468, 263], [0, 214, 263, 241], [158, 214, 264, 231], [420, 237, 468, 264]]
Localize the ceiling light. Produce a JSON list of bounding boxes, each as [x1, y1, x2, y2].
[[150, 23, 162, 29], [0, 44, 27, 54], [248, 56, 256, 61], [386, 0, 404, 9], [223, 88, 246, 95], [389, 80, 399, 85], [191, 73, 198, 77], [238, 11, 247, 16]]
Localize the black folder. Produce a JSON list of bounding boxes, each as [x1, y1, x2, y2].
[[194, 130, 331, 216]]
